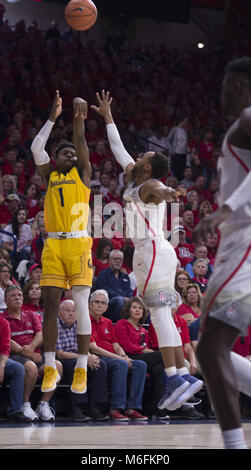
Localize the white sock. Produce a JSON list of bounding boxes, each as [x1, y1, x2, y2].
[[177, 367, 188, 377], [165, 366, 177, 377], [222, 427, 248, 449], [44, 352, 56, 369], [75, 354, 88, 370]]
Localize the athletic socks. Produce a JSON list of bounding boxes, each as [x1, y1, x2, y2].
[[222, 427, 248, 449], [44, 352, 56, 369], [75, 354, 88, 370], [164, 367, 177, 377]]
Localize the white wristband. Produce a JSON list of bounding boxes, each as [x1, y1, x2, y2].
[[106, 123, 135, 171]]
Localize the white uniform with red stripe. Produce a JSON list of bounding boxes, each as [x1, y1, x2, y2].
[[201, 127, 251, 335], [123, 179, 178, 308]]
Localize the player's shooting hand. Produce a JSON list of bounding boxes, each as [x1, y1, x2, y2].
[[73, 97, 88, 119], [50, 90, 62, 122], [91, 90, 113, 123]]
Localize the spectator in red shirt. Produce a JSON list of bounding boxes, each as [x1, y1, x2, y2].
[[85, 118, 104, 151], [182, 210, 195, 242], [0, 193, 21, 228], [2, 284, 62, 422], [89, 289, 147, 421], [92, 238, 113, 277], [27, 191, 45, 220], [187, 176, 211, 204], [90, 139, 111, 170], [174, 226, 194, 268], [205, 231, 219, 264], [0, 314, 31, 422], [13, 160, 26, 194], [176, 283, 202, 326], [22, 280, 44, 322], [1, 147, 19, 176], [115, 297, 170, 420], [198, 127, 215, 181], [104, 178, 123, 205]]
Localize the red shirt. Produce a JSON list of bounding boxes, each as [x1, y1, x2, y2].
[[187, 186, 211, 204], [115, 319, 150, 355], [92, 256, 109, 277], [175, 243, 194, 267], [2, 308, 42, 352], [0, 314, 11, 356], [176, 303, 201, 320], [90, 315, 118, 354], [198, 141, 214, 163], [22, 303, 44, 323], [0, 204, 12, 226]]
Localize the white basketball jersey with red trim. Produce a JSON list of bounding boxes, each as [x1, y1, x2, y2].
[[123, 179, 166, 245], [219, 124, 251, 231]]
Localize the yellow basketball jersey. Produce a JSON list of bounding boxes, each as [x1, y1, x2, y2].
[[44, 166, 90, 233]]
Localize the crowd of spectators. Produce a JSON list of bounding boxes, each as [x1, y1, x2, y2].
[[1, 12, 251, 423]]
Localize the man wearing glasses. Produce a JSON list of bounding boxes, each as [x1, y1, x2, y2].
[[95, 250, 133, 323]]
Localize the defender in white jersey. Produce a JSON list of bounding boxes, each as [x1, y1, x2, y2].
[[193, 57, 251, 449], [91, 91, 203, 412]]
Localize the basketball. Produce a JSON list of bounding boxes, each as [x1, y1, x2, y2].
[[64, 0, 97, 31]]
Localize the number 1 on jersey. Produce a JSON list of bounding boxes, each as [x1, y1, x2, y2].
[[58, 187, 64, 207]]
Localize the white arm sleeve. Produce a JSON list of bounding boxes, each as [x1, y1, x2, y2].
[[31, 119, 54, 165], [106, 123, 135, 171], [224, 170, 251, 212]]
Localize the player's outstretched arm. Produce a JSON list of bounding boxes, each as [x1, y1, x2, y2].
[[31, 90, 62, 183], [73, 97, 91, 187], [139, 179, 181, 205], [91, 90, 135, 175]]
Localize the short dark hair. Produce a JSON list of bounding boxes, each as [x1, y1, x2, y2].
[[55, 142, 75, 159], [120, 297, 149, 324], [149, 152, 169, 179], [225, 57, 251, 89]]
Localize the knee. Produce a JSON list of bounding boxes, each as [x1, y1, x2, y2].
[[99, 359, 107, 374], [133, 360, 147, 374], [110, 296, 125, 308], [24, 361, 38, 379], [116, 359, 128, 374], [9, 361, 25, 378]]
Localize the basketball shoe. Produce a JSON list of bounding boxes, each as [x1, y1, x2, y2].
[[158, 374, 190, 410], [167, 375, 204, 411], [71, 367, 87, 394], [41, 366, 60, 393]]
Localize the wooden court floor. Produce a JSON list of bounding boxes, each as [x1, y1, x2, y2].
[[1, 419, 251, 450]]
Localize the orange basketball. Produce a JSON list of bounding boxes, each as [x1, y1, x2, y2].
[[64, 0, 97, 31]]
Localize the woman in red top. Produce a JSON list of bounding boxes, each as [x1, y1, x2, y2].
[[176, 283, 202, 326], [115, 297, 169, 419], [92, 238, 113, 277], [22, 280, 44, 322]]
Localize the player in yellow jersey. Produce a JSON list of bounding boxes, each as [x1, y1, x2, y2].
[[31, 91, 93, 394]]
